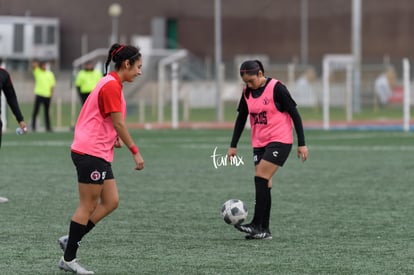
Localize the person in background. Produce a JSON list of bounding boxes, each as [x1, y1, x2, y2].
[[0, 58, 27, 203], [374, 66, 397, 107], [228, 60, 308, 240], [31, 60, 56, 132], [57, 43, 144, 274], [75, 61, 102, 105]]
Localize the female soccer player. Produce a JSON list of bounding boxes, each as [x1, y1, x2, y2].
[[228, 60, 308, 240], [58, 44, 144, 274], [0, 59, 27, 203]]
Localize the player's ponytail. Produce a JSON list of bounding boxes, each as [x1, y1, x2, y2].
[[104, 43, 142, 76]]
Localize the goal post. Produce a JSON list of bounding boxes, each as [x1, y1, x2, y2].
[[322, 54, 354, 130], [403, 58, 410, 132]]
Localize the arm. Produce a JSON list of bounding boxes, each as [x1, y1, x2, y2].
[[2, 71, 25, 124], [288, 107, 308, 161], [111, 112, 144, 170], [274, 82, 308, 162], [228, 95, 248, 157]]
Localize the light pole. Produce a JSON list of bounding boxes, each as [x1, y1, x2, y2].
[[108, 3, 122, 45], [214, 0, 223, 122]]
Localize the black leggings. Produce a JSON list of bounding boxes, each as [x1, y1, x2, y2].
[[32, 95, 52, 131]]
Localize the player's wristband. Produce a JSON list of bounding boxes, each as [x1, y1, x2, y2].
[[129, 145, 139, 155]]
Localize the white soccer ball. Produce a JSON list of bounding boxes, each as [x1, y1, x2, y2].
[[221, 199, 248, 225]]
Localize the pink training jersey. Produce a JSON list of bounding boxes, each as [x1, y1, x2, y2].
[[71, 73, 126, 162], [244, 78, 293, 148]]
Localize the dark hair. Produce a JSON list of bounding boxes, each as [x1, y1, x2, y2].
[[104, 43, 142, 76], [239, 60, 265, 77]]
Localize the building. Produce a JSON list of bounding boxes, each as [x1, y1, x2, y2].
[[0, 0, 413, 70], [0, 15, 59, 69]]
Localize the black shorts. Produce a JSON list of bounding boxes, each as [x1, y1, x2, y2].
[[253, 142, 292, 167], [71, 151, 114, 184]]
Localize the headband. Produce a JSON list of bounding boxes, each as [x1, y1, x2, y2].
[[112, 45, 125, 57], [240, 66, 260, 73]]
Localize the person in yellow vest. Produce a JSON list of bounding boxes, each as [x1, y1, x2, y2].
[[31, 61, 56, 132], [75, 61, 102, 105]]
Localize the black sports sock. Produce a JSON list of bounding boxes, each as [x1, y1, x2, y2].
[[64, 221, 86, 262], [85, 220, 95, 234], [250, 176, 269, 228], [261, 187, 272, 231]]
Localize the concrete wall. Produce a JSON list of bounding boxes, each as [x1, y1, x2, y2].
[[0, 0, 413, 69]]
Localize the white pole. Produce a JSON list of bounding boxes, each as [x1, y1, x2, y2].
[[214, 0, 223, 122], [346, 63, 353, 122], [139, 99, 145, 123], [287, 63, 295, 90], [70, 69, 77, 128], [0, 61, 6, 131], [352, 0, 362, 113], [157, 63, 165, 123], [56, 95, 62, 129], [403, 58, 410, 132], [171, 62, 179, 129], [157, 49, 188, 124], [322, 58, 330, 130]]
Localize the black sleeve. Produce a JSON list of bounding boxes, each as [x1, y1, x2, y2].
[[273, 82, 297, 112], [230, 94, 249, 148], [274, 82, 306, 146], [1, 71, 24, 123], [288, 108, 306, 146]]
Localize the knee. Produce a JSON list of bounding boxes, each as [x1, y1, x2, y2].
[[80, 201, 99, 216], [110, 198, 119, 211], [106, 196, 119, 211]]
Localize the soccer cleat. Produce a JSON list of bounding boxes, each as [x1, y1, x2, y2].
[[234, 223, 261, 235], [0, 196, 9, 203], [58, 256, 94, 274], [245, 228, 272, 240], [250, 232, 272, 240], [58, 235, 69, 252]]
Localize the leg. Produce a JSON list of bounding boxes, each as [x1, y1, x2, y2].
[[236, 160, 278, 235], [255, 160, 278, 230], [80, 93, 89, 105], [43, 97, 52, 131], [64, 183, 103, 262], [0, 121, 8, 203], [31, 96, 41, 131], [89, 179, 119, 224]]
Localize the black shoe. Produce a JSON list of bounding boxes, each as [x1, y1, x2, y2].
[[245, 228, 272, 240], [234, 223, 261, 235], [245, 229, 272, 240]]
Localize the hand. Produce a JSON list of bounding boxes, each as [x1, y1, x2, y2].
[[133, 152, 144, 170], [297, 146, 308, 162], [114, 137, 123, 148], [227, 147, 237, 159], [19, 121, 28, 134]]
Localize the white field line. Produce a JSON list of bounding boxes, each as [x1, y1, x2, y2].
[[3, 140, 71, 147]]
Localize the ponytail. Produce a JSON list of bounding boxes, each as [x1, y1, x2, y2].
[[104, 43, 142, 76]]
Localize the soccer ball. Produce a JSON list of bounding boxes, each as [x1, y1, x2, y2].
[[221, 199, 248, 225]]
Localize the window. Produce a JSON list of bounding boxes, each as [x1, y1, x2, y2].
[[46, 25, 55, 44], [34, 25, 42, 44], [167, 18, 178, 49], [13, 24, 24, 53]]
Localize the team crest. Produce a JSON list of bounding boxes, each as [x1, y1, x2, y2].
[[90, 170, 101, 181], [263, 97, 270, 105]]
